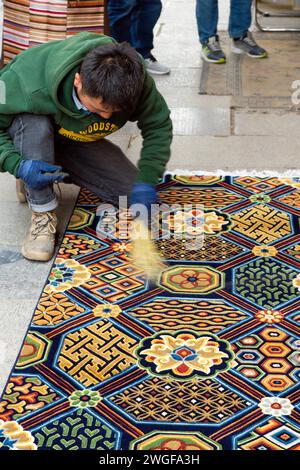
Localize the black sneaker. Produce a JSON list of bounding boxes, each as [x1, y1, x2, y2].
[[201, 35, 226, 64], [232, 31, 268, 58]]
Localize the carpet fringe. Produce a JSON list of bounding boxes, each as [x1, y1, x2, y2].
[[164, 168, 300, 177]]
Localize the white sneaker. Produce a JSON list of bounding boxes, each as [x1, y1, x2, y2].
[[144, 55, 170, 75], [22, 210, 57, 261]]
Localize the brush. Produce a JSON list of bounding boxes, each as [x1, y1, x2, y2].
[[130, 218, 166, 283]]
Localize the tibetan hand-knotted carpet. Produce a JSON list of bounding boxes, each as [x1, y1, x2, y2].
[[0, 174, 300, 451]]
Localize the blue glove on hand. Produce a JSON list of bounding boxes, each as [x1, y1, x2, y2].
[[17, 160, 68, 190], [130, 183, 158, 216]]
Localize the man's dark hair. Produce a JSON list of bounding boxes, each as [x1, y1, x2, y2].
[[80, 42, 145, 112]]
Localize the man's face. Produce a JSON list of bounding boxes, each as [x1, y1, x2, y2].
[[74, 73, 118, 119]]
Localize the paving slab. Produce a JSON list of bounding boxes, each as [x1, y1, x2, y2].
[[171, 107, 231, 136], [234, 111, 300, 136], [157, 87, 232, 109], [127, 135, 300, 172], [0, 202, 32, 245], [0, 246, 53, 300], [0, 173, 19, 202], [0, 299, 38, 394], [153, 68, 201, 89], [153, 23, 201, 68]]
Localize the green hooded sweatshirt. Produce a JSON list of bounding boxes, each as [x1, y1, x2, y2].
[[0, 32, 172, 185]]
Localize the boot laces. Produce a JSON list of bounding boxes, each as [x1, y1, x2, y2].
[[31, 212, 56, 239]]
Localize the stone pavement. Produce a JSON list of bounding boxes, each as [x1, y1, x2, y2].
[[0, 0, 299, 393]]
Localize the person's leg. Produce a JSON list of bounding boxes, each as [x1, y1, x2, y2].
[[108, 0, 169, 75], [196, 0, 219, 45], [196, 0, 226, 64], [8, 113, 58, 212], [228, 0, 252, 39], [131, 0, 169, 75], [229, 0, 267, 58], [131, 0, 162, 58], [107, 0, 135, 44], [8, 114, 58, 261], [55, 135, 138, 207]]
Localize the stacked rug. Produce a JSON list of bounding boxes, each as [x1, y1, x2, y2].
[[0, 174, 299, 450], [3, 0, 105, 64]]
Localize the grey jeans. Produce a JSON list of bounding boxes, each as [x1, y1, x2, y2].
[[8, 113, 138, 212]]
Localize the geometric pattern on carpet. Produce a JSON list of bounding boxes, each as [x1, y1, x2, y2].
[[0, 175, 300, 450]]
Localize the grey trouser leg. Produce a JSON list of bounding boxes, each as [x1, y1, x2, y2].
[[55, 134, 138, 206], [8, 113, 58, 212], [8, 113, 138, 209]]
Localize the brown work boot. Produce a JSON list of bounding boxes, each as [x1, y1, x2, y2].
[[16, 179, 27, 203], [22, 211, 57, 261]]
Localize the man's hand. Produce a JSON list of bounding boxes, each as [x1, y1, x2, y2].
[[130, 182, 158, 215], [17, 160, 68, 190]]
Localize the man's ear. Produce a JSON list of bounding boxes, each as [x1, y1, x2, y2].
[[74, 72, 81, 89]]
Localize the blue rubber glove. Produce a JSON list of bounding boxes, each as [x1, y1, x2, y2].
[[130, 183, 158, 215], [17, 160, 68, 190]]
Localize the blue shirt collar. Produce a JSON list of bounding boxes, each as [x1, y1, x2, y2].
[[72, 87, 92, 115]]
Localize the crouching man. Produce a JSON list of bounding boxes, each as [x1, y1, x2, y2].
[[0, 32, 172, 261]]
